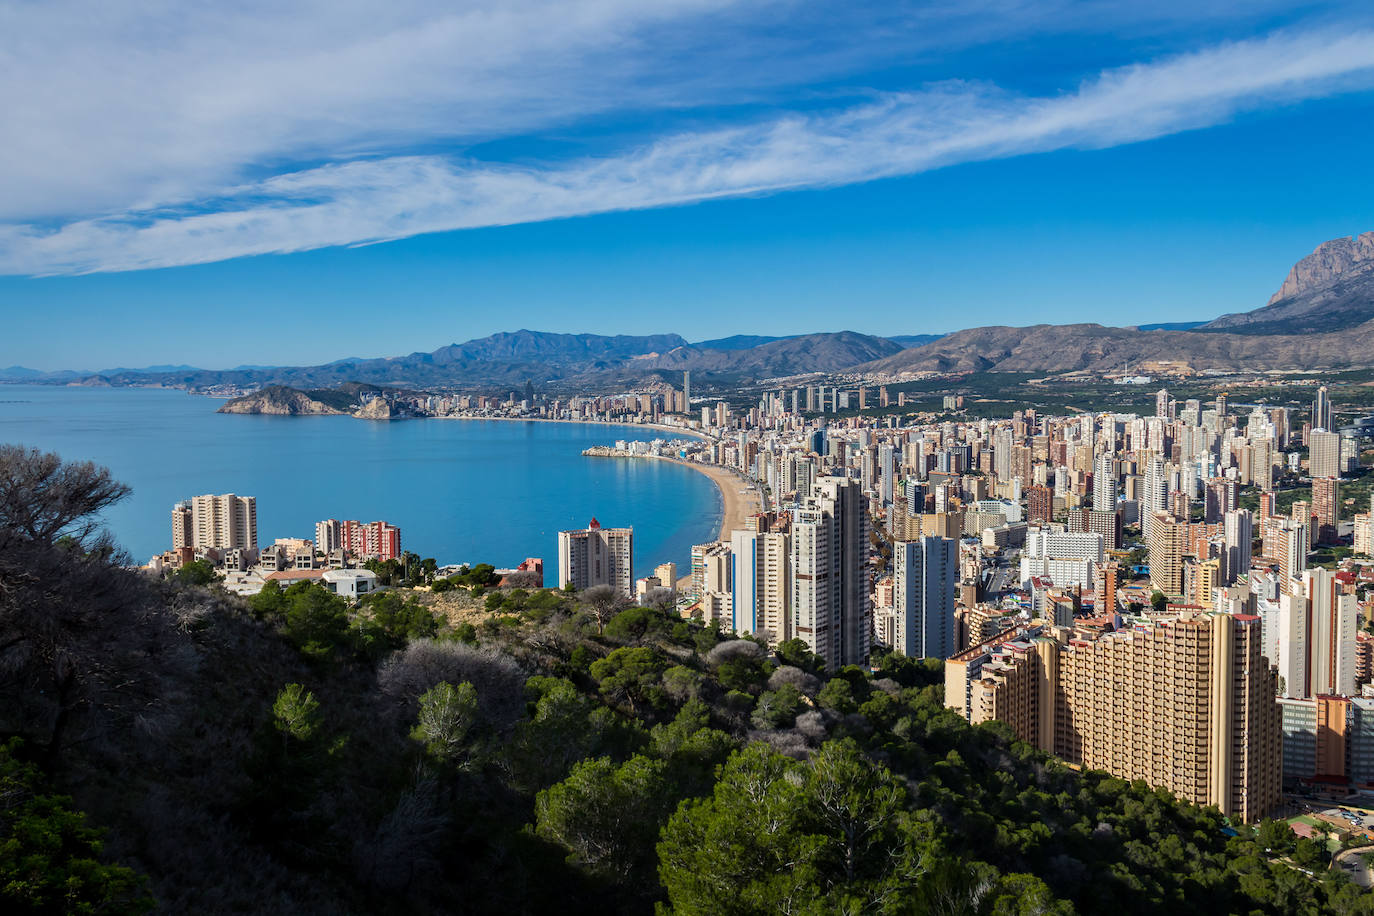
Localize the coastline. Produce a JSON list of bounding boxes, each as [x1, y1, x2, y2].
[[434, 414, 709, 441], [659, 457, 763, 542]]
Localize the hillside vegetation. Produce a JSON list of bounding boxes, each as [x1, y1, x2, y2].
[[2, 444, 1372, 914]]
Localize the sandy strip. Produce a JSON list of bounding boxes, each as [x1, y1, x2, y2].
[[660, 458, 764, 542]]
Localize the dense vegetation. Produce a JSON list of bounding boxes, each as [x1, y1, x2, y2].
[[2, 445, 1373, 914]]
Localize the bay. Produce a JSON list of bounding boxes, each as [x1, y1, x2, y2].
[[0, 385, 720, 584]]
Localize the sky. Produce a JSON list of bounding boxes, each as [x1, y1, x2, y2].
[[3, 1, 1374, 370]]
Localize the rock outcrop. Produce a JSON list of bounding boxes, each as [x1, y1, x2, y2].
[[217, 386, 346, 415], [351, 396, 402, 420]]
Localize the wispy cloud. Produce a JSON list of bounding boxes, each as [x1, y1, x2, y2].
[[3, 10, 1374, 274]]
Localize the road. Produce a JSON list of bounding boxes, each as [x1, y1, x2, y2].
[[1333, 845, 1374, 888]]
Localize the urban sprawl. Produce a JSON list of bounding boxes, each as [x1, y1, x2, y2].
[[157, 371, 1374, 829]]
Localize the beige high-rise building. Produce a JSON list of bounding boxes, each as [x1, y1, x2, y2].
[[1148, 510, 1186, 597], [1310, 429, 1341, 480], [1312, 476, 1340, 545], [558, 518, 633, 597], [186, 493, 257, 550], [947, 612, 1280, 822], [171, 501, 193, 550]]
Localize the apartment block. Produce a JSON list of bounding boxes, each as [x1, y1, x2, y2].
[[947, 612, 1280, 822]]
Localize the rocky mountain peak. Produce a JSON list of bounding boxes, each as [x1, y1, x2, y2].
[[1268, 231, 1374, 304]]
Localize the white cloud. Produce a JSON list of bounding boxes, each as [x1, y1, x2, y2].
[[2, 9, 1374, 274]]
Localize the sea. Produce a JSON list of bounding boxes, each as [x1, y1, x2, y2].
[[0, 385, 721, 585]]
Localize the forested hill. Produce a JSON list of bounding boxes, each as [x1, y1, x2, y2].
[[2, 445, 1372, 914]]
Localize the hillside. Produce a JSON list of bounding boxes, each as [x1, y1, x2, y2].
[[857, 320, 1374, 375], [641, 331, 903, 376], [2, 445, 1365, 914], [217, 385, 349, 415], [1202, 231, 1374, 335]]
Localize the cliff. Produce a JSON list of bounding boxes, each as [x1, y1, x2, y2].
[[217, 385, 347, 415], [351, 396, 404, 420]]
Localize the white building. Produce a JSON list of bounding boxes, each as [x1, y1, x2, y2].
[[322, 568, 380, 598], [892, 537, 957, 660]]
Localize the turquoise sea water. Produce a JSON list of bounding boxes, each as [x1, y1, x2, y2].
[[0, 385, 720, 584]]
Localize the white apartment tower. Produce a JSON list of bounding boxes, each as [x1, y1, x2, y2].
[[558, 518, 634, 597], [1278, 567, 1357, 699], [1093, 452, 1116, 511], [892, 537, 957, 660], [730, 530, 792, 643]]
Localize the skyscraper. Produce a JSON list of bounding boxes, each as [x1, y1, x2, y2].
[[729, 529, 791, 643], [1278, 568, 1357, 699], [792, 476, 870, 670], [188, 493, 257, 550], [948, 611, 1280, 822], [1222, 509, 1252, 585], [558, 518, 633, 597], [1148, 510, 1186, 596], [1093, 452, 1116, 510], [1309, 429, 1341, 480], [1313, 385, 1332, 432], [1312, 476, 1340, 545], [892, 537, 957, 659]]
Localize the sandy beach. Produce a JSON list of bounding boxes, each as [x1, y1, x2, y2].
[[662, 458, 764, 541]]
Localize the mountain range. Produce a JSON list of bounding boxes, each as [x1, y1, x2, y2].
[[6, 231, 1374, 388]]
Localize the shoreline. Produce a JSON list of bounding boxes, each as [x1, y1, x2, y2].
[[659, 457, 763, 542], [433, 414, 709, 442]]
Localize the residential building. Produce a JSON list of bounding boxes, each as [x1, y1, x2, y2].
[[187, 493, 257, 551], [948, 612, 1280, 822], [792, 476, 870, 670], [558, 518, 634, 597], [892, 537, 957, 659]]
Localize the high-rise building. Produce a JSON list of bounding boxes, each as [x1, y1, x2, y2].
[[171, 501, 193, 550], [1312, 476, 1340, 545], [558, 518, 633, 597], [1155, 388, 1171, 419], [892, 537, 957, 659], [188, 493, 257, 551], [1222, 509, 1252, 585], [1313, 385, 1332, 432], [315, 519, 342, 556], [792, 477, 870, 670], [947, 612, 1280, 822], [317, 519, 401, 561], [682, 371, 691, 412], [1093, 452, 1116, 510], [1309, 429, 1341, 480], [1278, 568, 1358, 699], [1026, 485, 1053, 524], [729, 530, 791, 644], [1148, 511, 1186, 597]]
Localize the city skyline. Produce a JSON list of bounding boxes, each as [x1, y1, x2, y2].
[[4, 2, 1374, 369]]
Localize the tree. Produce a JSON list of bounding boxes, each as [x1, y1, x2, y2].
[[0, 739, 150, 914], [410, 681, 478, 769], [581, 585, 628, 635], [589, 647, 667, 715], [535, 754, 670, 885], [751, 684, 804, 729], [173, 558, 217, 586], [272, 683, 322, 748], [0, 447, 172, 769]]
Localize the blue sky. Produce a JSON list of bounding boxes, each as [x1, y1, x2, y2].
[[3, 1, 1374, 369]]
